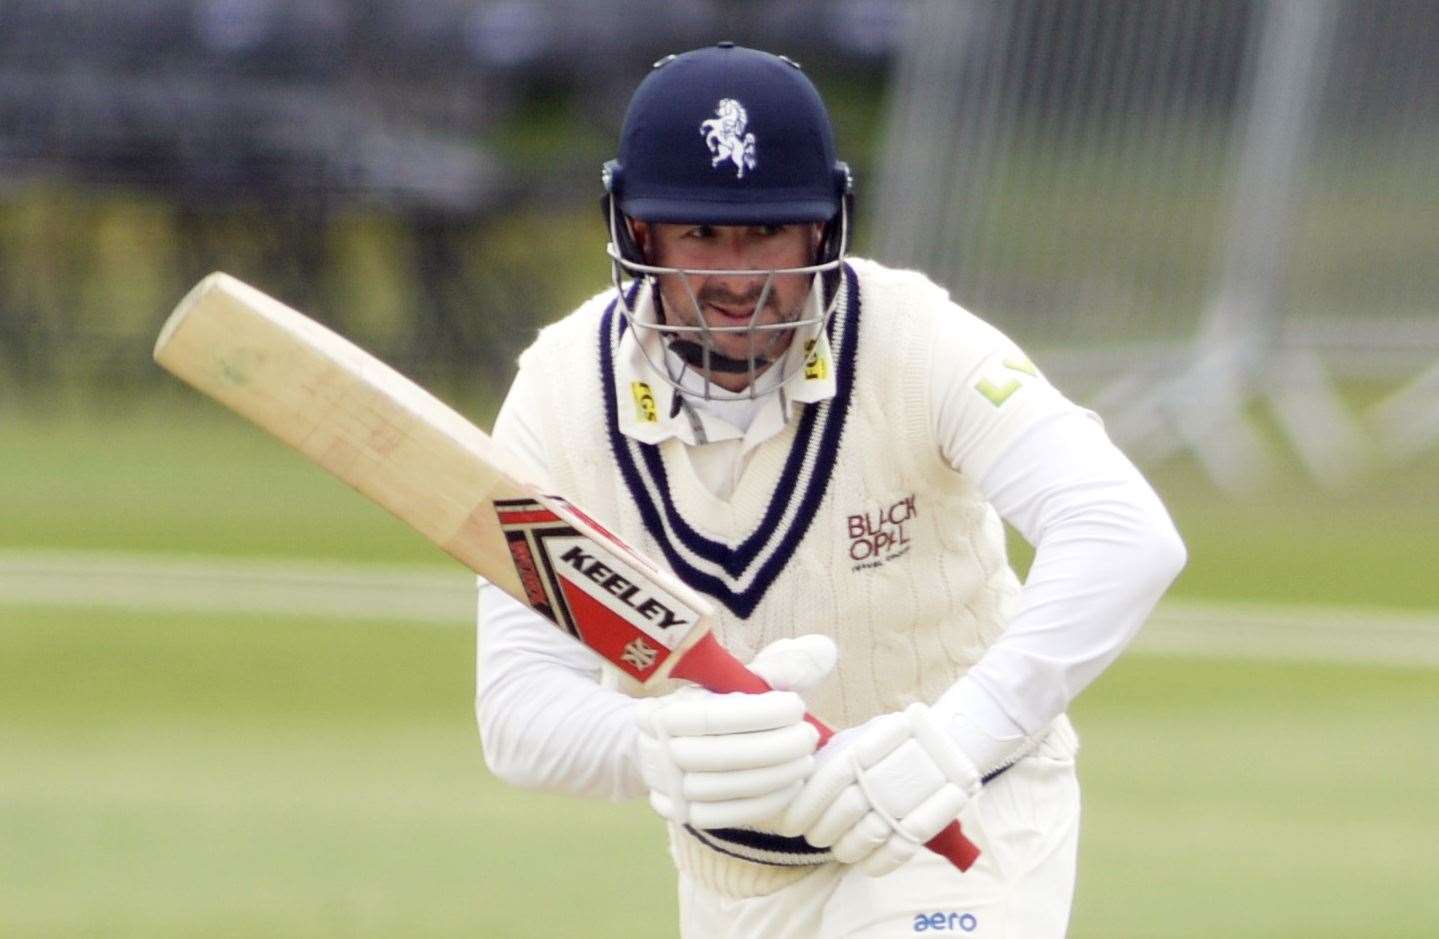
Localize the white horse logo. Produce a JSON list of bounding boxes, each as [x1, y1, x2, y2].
[[700, 99, 757, 178]]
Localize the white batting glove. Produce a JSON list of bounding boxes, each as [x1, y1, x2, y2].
[[634, 635, 837, 830], [777, 702, 981, 877]]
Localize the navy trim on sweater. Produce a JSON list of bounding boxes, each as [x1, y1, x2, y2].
[[599, 263, 860, 619]]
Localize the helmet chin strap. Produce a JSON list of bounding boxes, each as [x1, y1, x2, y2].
[[666, 338, 771, 374]]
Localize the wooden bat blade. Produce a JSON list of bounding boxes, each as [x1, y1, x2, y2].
[[154, 271, 713, 685], [157, 273, 523, 574]]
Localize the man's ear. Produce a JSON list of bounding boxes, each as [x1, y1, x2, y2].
[[630, 220, 651, 258]]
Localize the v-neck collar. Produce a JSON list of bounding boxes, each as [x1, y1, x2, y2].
[[599, 263, 862, 619]]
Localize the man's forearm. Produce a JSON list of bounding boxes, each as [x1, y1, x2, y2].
[[937, 412, 1187, 772], [477, 584, 646, 800]]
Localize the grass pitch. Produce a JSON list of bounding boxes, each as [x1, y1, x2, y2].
[[4, 604, 1436, 937], [0, 605, 676, 938]]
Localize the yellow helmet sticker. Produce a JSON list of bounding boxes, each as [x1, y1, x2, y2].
[[803, 339, 829, 381], [631, 381, 659, 423]]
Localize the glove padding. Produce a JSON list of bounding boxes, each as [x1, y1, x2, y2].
[[777, 702, 981, 876], [635, 635, 836, 830]]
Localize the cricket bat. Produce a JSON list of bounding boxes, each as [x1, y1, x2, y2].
[[153, 272, 980, 872]]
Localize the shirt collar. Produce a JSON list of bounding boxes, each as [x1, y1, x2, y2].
[[613, 278, 840, 449]]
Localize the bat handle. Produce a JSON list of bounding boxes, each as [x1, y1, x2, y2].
[[668, 632, 981, 873]]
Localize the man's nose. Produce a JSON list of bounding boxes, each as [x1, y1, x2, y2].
[[702, 238, 766, 284]]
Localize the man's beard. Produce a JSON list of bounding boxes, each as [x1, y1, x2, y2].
[[658, 284, 801, 374]]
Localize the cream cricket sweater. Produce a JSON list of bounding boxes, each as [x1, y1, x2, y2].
[[523, 259, 1018, 729], [516, 260, 1020, 892], [480, 258, 1187, 896]]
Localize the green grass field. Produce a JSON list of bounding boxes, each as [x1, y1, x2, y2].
[[3, 402, 1438, 936]]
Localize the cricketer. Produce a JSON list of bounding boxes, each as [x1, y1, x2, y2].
[[476, 44, 1186, 938]]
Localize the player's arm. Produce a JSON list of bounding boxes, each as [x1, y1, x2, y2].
[[928, 317, 1187, 772], [476, 354, 833, 825], [781, 312, 1186, 874], [480, 568, 838, 821], [939, 408, 1187, 771], [472, 359, 644, 797], [477, 584, 643, 797]]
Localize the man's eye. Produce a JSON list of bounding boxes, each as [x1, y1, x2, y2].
[[755, 224, 784, 236], [684, 226, 715, 239]]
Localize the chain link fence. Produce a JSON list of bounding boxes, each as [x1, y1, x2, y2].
[[873, 0, 1439, 488]]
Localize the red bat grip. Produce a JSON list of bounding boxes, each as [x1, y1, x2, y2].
[[667, 632, 980, 873]]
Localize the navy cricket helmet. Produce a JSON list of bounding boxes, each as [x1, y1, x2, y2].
[[602, 43, 855, 398], [603, 42, 853, 262]]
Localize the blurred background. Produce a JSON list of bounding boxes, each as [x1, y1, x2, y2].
[[2, 1, 1436, 936]]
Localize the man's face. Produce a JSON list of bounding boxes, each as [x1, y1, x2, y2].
[[632, 221, 820, 391]]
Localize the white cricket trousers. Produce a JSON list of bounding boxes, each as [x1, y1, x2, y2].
[[678, 722, 1080, 938]]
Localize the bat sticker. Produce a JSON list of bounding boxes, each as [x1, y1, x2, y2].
[[495, 498, 699, 682]]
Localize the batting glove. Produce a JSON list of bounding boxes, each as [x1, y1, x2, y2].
[[776, 702, 981, 877], [634, 634, 837, 830]]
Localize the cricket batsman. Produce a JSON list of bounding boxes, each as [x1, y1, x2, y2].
[[477, 44, 1186, 937]]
